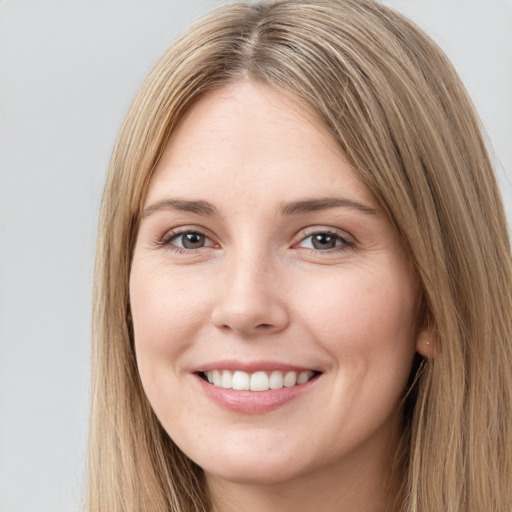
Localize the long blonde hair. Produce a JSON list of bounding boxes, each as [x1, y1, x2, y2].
[[89, 1, 512, 510]]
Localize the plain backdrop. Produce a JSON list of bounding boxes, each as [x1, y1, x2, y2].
[[0, 1, 511, 511]]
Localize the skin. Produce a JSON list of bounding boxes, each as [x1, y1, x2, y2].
[[130, 81, 431, 512]]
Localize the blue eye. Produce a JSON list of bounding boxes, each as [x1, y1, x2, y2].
[[298, 231, 352, 251]]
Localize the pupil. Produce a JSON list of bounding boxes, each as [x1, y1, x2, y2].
[[312, 233, 335, 249], [183, 233, 204, 249]]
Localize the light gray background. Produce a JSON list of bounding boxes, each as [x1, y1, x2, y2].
[[0, 1, 510, 511]]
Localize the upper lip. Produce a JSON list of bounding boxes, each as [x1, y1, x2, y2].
[[191, 360, 322, 374]]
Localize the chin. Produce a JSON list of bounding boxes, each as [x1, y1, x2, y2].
[[190, 442, 312, 486], [203, 459, 306, 486]]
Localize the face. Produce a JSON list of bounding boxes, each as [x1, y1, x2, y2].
[[130, 81, 425, 487]]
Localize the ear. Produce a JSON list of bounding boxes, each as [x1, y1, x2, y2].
[[415, 328, 437, 359]]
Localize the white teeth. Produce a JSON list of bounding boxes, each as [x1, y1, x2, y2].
[[220, 370, 232, 389], [250, 371, 269, 391], [269, 370, 283, 389], [212, 370, 222, 387], [297, 371, 314, 384], [203, 369, 316, 391], [232, 370, 250, 390], [283, 371, 297, 387]]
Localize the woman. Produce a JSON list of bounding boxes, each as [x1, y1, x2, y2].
[[88, 1, 512, 511]]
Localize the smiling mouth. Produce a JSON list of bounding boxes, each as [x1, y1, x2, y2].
[[199, 369, 320, 391]]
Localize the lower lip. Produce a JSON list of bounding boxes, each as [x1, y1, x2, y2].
[[195, 374, 319, 414]]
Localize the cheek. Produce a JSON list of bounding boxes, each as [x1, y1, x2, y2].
[[292, 265, 418, 388], [298, 269, 415, 340], [129, 263, 211, 383], [129, 263, 216, 434]]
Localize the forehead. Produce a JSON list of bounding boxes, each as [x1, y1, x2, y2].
[[145, 80, 375, 210]]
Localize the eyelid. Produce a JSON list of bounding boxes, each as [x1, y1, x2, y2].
[[158, 226, 218, 250], [293, 227, 355, 251]]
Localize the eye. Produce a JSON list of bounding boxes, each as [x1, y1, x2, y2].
[[162, 230, 216, 251], [297, 231, 353, 251]]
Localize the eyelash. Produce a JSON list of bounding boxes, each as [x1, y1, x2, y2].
[[295, 229, 354, 252], [158, 229, 216, 254], [158, 228, 354, 254]]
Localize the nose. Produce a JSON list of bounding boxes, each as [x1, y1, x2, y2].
[[211, 252, 289, 337]]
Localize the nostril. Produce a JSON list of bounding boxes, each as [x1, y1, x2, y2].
[[211, 298, 289, 336]]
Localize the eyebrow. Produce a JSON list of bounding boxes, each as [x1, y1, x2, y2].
[[278, 197, 377, 216], [141, 195, 377, 219], [141, 198, 220, 218]]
